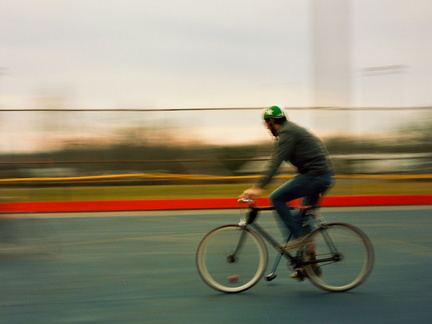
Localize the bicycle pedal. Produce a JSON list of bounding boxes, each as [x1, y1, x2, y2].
[[266, 273, 277, 281]]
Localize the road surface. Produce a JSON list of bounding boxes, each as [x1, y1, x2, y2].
[[0, 206, 431, 323]]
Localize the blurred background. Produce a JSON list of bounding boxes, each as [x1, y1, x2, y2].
[[0, 0, 431, 203]]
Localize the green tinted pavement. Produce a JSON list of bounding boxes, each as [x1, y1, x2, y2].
[[0, 206, 431, 323]]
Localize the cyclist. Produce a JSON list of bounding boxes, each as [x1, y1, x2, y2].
[[241, 106, 334, 251]]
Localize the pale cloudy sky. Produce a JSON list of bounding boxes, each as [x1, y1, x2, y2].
[[0, 0, 431, 151], [2, 0, 432, 109], [1, 0, 309, 109]]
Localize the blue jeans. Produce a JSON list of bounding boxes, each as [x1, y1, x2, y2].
[[269, 172, 333, 240]]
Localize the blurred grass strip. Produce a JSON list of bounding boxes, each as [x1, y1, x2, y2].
[[0, 181, 431, 202], [0, 173, 431, 184]]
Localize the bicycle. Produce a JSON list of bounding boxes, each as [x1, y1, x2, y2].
[[196, 198, 374, 293]]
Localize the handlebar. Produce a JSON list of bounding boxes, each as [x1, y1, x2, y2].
[[238, 198, 255, 205]]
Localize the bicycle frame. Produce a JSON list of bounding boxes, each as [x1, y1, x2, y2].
[[239, 204, 339, 280], [197, 198, 374, 293]]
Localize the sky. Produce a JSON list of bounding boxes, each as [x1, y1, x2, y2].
[[1, 0, 431, 152]]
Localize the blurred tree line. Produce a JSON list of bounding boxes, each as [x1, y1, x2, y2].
[[324, 118, 431, 154], [0, 117, 430, 178]]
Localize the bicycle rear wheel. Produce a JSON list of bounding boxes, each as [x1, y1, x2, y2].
[[303, 223, 374, 292], [196, 225, 268, 293]]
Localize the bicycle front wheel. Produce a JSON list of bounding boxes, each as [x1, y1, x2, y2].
[[303, 223, 374, 292], [196, 225, 268, 293]]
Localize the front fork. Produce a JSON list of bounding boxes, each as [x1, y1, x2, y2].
[[227, 228, 249, 263]]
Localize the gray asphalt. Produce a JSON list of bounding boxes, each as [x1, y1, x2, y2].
[[0, 206, 431, 324]]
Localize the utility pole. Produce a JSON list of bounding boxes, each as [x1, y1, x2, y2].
[[311, 0, 351, 107]]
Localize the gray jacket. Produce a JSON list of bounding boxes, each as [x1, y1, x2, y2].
[[256, 121, 333, 189]]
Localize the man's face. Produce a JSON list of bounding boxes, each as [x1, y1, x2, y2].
[[264, 119, 278, 137]]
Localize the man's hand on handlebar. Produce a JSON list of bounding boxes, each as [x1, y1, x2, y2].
[[240, 186, 264, 200]]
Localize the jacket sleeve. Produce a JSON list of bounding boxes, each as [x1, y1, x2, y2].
[[255, 132, 294, 189]]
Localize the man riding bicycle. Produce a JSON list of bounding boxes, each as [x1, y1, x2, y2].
[[241, 106, 334, 252]]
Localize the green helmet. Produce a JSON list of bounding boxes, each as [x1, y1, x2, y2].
[[262, 106, 286, 120]]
